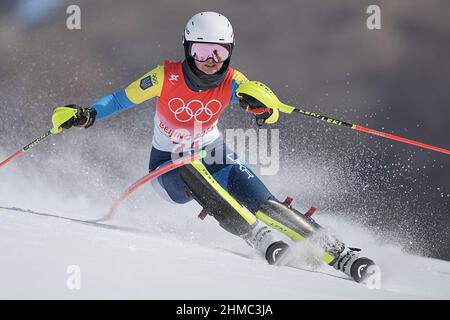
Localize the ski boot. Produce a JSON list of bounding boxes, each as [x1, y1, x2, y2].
[[332, 247, 381, 287], [255, 197, 382, 287]]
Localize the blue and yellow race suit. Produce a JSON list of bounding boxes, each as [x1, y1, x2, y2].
[[90, 60, 279, 213]]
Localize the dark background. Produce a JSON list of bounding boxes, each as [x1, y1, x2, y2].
[[0, 0, 449, 260]]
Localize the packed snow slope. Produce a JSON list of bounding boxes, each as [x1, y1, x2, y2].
[[0, 148, 449, 299], [1, 205, 449, 300]]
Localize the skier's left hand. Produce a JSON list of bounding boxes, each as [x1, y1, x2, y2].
[[238, 94, 278, 126]]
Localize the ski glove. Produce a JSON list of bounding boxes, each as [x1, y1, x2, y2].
[[53, 105, 97, 130], [238, 93, 274, 126]]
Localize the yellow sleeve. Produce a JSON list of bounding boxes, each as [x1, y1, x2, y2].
[[124, 65, 164, 104], [232, 69, 249, 85]]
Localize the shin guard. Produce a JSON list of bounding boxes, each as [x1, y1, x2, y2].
[[179, 161, 257, 236]]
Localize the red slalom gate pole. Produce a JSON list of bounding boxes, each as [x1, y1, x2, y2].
[[102, 150, 206, 221], [0, 130, 54, 169]]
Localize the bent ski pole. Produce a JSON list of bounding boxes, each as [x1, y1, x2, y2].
[[101, 150, 207, 221], [236, 81, 450, 155], [0, 130, 54, 169]]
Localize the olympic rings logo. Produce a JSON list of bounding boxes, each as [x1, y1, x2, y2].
[[168, 98, 222, 123]]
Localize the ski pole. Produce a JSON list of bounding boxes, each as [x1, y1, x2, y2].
[[0, 130, 54, 169], [292, 109, 450, 155], [236, 81, 450, 155], [101, 150, 207, 221], [0, 106, 79, 170]]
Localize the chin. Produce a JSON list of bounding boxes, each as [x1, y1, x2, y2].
[[203, 69, 219, 75]]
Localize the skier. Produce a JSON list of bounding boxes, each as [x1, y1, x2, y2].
[[52, 12, 379, 284]]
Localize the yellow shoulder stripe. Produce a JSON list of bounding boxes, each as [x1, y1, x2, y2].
[[125, 65, 164, 104], [232, 69, 248, 85]]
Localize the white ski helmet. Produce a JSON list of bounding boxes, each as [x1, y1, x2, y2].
[[183, 11, 234, 45]]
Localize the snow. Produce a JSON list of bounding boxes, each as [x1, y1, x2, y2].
[[0, 151, 449, 300], [0, 206, 449, 299]]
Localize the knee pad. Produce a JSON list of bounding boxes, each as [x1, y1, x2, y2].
[[150, 177, 192, 204], [150, 161, 193, 204]]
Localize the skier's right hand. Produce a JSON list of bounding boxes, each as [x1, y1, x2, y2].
[[51, 104, 97, 133]]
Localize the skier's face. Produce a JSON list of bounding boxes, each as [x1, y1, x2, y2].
[[194, 58, 224, 75]]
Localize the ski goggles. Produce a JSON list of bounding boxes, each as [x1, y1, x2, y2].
[[190, 42, 231, 63]]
